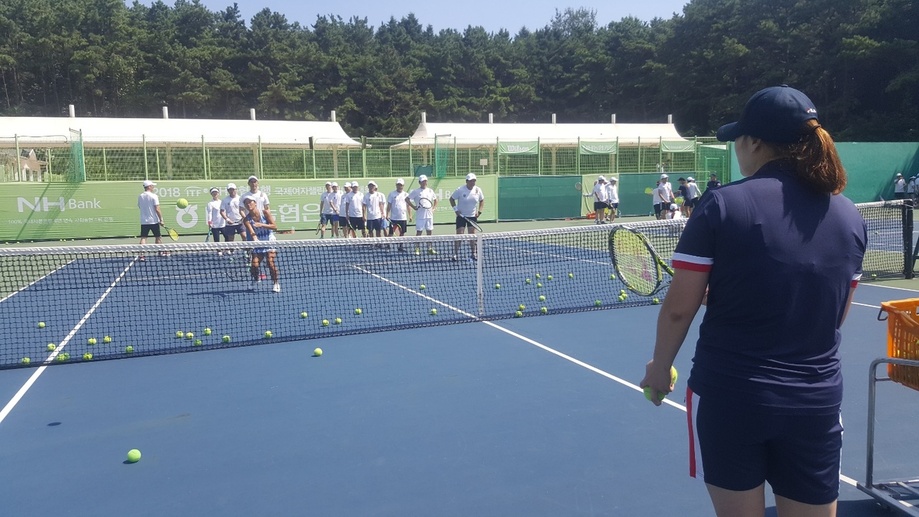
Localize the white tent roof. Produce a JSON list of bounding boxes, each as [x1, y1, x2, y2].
[[395, 120, 691, 148], [0, 115, 362, 148]]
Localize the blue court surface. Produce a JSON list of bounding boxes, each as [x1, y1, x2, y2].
[[0, 281, 917, 516]]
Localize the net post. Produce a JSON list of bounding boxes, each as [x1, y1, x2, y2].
[[476, 233, 485, 316], [905, 200, 915, 279]]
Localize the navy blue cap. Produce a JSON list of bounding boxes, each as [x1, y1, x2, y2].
[[717, 85, 819, 144]]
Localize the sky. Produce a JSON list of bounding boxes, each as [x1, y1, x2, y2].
[[153, 0, 691, 33]]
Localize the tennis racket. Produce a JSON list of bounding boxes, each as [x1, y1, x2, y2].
[[459, 213, 483, 232], [162, 225, 179, 241], [315, 221, 322, 235], [608, 226, 674, 296], [418, 197, 434, 210], [204, 229, 211, 243]]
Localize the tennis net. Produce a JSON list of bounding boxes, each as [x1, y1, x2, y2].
[[0, 200, 910, 369]]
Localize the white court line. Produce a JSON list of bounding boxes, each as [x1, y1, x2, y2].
[[0, 259, 137, 426], [0, 260, 75, 304]]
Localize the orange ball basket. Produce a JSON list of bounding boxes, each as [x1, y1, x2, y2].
[[880, 298, 919, 391]]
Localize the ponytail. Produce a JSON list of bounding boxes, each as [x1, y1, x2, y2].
[[779, 119, 847, 194]]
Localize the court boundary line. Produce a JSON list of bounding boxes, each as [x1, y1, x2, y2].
[[0, 259, 137, 426], [0, 260, 75, 304]]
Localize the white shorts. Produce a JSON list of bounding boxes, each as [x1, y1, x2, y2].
[[416, 218, 434, 232]]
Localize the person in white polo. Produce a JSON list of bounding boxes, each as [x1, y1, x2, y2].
[[345, 182, 365, 237], [137, 180, 164, 260], [592, 175, 609, 224], [318, 181, 334, 238], [363, 180, 386, 238], [219, 183, 245, 242], [386, 178, 410, 250], [449, 173, 485, 261], [605, 176, 619, 223], [408, 174, 437, 254], [205, 186, 226, 246]]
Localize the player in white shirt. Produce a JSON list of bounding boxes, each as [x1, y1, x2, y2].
[[407, 174, 438, 254], [449, 173, 485, 261], [667, 203, 683, 220], [656, 174, 674, 220], [327, 182, 342, 238], [684, 177, 702, 216], [345, 182, 365, 237], [592, 176, 609, 224], [339, 182, 354, 237], [137, 180, 164, 260], [651, 180, 662, 218], [240, 175, 270, 239], [205, 186, 226, 246], [219, 183, 245, 242], [318, 181, 333, 238], [363, 181, 386, 238], [386, 178, 410, 250], [605, 177, 619, 223]]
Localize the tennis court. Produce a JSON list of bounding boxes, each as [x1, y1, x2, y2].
[[0, 204, 917, 516]]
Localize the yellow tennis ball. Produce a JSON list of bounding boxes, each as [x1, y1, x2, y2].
[[176, 331, 184, 338], [300, 312, 308, 319], [644, 366, 679, 402], [354, 308, 362, 315], [264, 330, 272, 338], [57, 354, 68, 362], [547, 275, 553, 280], [430, 308, 437, 315], [194, 339, 203, 346], [334, 317, 342, 324], [518, 304, 526, 310], [21, 357, 31, 365], [525, 278, 531, 284], [37, 321, 45, 328], [222, 335, 231, 343], [83, 352, 93, 361], [87, 337, 97, 345], [322, 319, 330, 326], [47, 343, 56, 351], [126, 449, 142, 463], [419, 284, 426, 290], [176, 198, 189, 209], [125, 345, 134, 353], [594, 299, 602, 307], [495, 283, 501, 289], [103, 335, 112, 343], [538, 295, 546, 302], [540, 307, 548, 314], [568, 272, 574, 278], [536, 282, 543, 288], [203, 327, 212, 335], [313, 347, 323, 357], [185, 332, 194, 340], [535, 273, 541, 279], [514, 310, 523, 318]]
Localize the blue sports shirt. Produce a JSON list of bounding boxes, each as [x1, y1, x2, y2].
[[673, 161, 867, 413]]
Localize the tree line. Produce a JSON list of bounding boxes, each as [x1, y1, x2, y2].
[[0, 0, 916, 141]]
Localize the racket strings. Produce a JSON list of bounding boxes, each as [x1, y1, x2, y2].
[[612, 231, 660, 296]]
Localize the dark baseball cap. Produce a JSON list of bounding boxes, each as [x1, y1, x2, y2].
[[717, 85, 819, 144]]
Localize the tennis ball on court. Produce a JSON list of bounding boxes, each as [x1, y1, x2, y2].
[[535, 273, 541, 279], [300, 312, 308, 319], [871, 273, 878, 279], [37, 321, 45, 328], [125, 345, 134, 354], [568, 273, 574, 278], [518, 304, 526, 311], [103, 335, 112, 343], [176, 198, 189, 209], [525, 278, 531, 284], [620, 289, 626, 296], [540, 307, 548, 314], [610, 274, 616, 280], [194, 339, 202, 346], [47, 343, 56, 351], [652, 297, 661, 304], [57, 354, 68, 362], [87, 337, 97, 345], [203, 327, 212, 335], [334, 317, 342, 325], [515, 311, 523, 318], [21, 357, 31, 365], [313, 348, 323, 357], [264, 330, 272, 338], [430, 308, 437, 315], [222, 335, 231, 343], [419, 284, 426, 290], [536, 283, 543, 288], [495, 283, 501, 289], [83, 352, 93, 361], [547, 275, 553, 280], [126, 449, 142, 463], [185, 332, 194, 340], [354, 308, 362, 315], [176, 331, 184, 338], [538, 295, 546, 302], [322, 319, 329, 326], [594, 299, 602, 307]]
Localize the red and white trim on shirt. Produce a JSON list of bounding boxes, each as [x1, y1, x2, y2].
[[672, 252, 714, 273], [851, 273, 862, 288]]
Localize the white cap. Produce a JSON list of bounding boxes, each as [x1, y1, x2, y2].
[[608, 176, 618, 182], [419, 174, 428, 182], [343, 181, 351, 188], [248, 175, 258, 183], [143, 180, 156, 187], [897, 173, 903, 177], [465, 173, 477, 181], [350, 182, 359, 187], [331, 182, 338, 187], [660, 174, 669, 179], [209, 186, 220, 193], [325, 181, 332, 186], [227, 183, 238, 190], [598, 175, 606, 182], [687, 176, 694, 182], [670, 203, 678, 211], [368, 180, 377, 187], [396, 178, 405, 185]]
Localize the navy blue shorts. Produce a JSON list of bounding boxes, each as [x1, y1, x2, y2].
[[366, 218, 383, 232], [455, 215, 479, 229], [140, 224, 161, 238], [388, 220, 407, 236], [348, 216, 365, 231], [689, 389, 842, 505], [320, 213, 332, 225], [222, 224, 245, 239]]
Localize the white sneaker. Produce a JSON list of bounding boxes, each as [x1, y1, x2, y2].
[[272, 283, 281, 293]]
